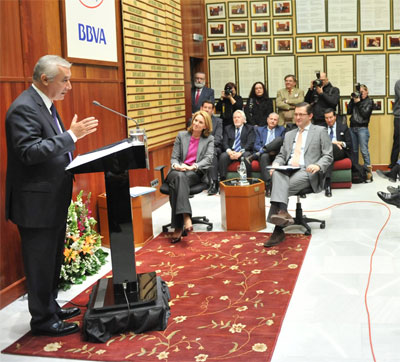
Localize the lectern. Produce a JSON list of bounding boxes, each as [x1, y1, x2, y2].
[[66, 131, 170, 342]]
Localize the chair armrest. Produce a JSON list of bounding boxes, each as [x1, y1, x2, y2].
[[155, 165, 167, 183]]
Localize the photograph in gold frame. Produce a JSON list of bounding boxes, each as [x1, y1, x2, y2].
[[387, 34, 400, 50], [319, 36, 338, 52], [206, 3, 226, 19], [208, 40, 228, 56], [250, 1, 270, 17], [252, 38, 271, 54], [251, 20, 270, 36], [228, 1, 248, 17], [274, 37, 293, 53], [341, 35, 361, 51], [208, 21, 226, 37], [230, 39, 249, 55], [229, 20, 248, 36], [363, 34, 384, 51], [296, 36, 315, 53], [372, 98, 384, 114], [387, 98, 395, 114], [273, 19, 292, 35], [272, 1, 292, 16]]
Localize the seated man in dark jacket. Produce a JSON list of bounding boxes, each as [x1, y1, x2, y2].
[[247, 112, 285, 195], [219, 110, 255, 180], [305, 72, 340, 126], [323, 108, 353, 197]]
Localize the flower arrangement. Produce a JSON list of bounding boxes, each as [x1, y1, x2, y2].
[[59, 190, 108, 290]]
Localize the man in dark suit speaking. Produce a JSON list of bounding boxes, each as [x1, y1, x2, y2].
[[5, 55, 98, 336]]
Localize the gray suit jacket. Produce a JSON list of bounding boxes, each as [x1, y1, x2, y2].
[[274, 124, 333, 192], [170, 131, 214, 184]]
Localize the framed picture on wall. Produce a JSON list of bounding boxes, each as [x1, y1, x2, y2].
[[296, 36, 315, 53], [251, 20, 270, 35], [341, 99, 350, 114], [319, 36, 338, 52], [273, 19, 292, 35], [341, 35, 360, 51], [229, 20, 248, 36], [274, 37, 293, 53], [208, 22, 226, 37], [252, 38, 271, 54], [250, 1, 270, 17], [206, 3, 226, 19], [230, 39, 249, 55], [372, 98, 384, 114], [272, 1, 292, 16], [208, 40, 228, 56], [228, 2, 248, 17], [363, 34, 384, 51], [387, 34, 400, 50], [387, 98, 395, 114]]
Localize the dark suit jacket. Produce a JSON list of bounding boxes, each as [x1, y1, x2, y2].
[[5, 86, 75, 228], [211, 115, 223, 151], [333, 116, 352, 158], [191, 86, 215, 113], [169, 131, 214, 184], [254, 125, 285, 153], [222, 124, 255, 152]]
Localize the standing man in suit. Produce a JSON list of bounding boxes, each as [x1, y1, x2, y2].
[[219, 110, 255, 181], [5, 55, 98, 336], [200, 100, 223, 195], [264, 103, 333, 247], [323, 108, 352, 197], [191, 72, 215, 114], [247, 112, 285, 196]]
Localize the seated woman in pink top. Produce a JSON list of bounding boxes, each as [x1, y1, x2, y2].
[[166, 110, 214, 243]]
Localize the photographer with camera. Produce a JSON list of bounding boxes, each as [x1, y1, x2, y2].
[[276, 74, 304, 129], [348, 83, 374, 181], [215, 82, 243, 129], [305, 71, 340, 126], [244, 81, 273, 127]]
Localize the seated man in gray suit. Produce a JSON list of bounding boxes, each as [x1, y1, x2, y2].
[[265, 102, 333, 247]]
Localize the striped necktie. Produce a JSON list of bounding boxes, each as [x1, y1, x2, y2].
[[329, 126, 334, 141], [233, 128, 241, 152]]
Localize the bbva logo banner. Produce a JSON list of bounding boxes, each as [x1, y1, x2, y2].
[[65, 0, 117, 62]]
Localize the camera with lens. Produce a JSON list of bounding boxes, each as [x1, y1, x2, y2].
[[351, 83, 361, 98], [224, 86, 232, 96], [312, 71, 323, 88]]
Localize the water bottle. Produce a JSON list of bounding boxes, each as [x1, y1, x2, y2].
[[239, 157, 247, 181]]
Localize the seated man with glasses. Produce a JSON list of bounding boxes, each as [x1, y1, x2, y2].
[[264, 102, 333, 247]]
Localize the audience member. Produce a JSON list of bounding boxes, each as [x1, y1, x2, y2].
[[215, 82, 243, 129], [219, 110, 255, 181], [199, 100, 223, 195], [264, 102, 333, 248], [276, 74, 304, 128], [166, 111, 214, 243], [191, 72, 215, 113], [347, 84, 374, 181], [305, 72, 340, 126], [247, 112, 285, 196], [323, 108, 352, 197], [244, 82, 273, 127], [389, 79, 400, 169]]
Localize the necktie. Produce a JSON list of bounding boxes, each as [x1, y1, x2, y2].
[[266, 129, 274, 145], [50, 104, 72, 163], [329, 126, 334, 141], [195, 89, 201, 105], [233, 128, 241, 152], [291, 129, 304, 167]]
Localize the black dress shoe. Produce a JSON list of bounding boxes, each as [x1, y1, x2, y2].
[[31, 320, 80, 337], [387, 185, 400, 194], [58, 307, 81, 320], [377, 191, 400, 208], [376, 169, 398, 182], [325, 186, 332, 197], [264, 228, 286, 247], [208, 181, 219, 195]]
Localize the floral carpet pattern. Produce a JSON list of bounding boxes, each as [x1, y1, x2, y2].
[[3, 231, 311, 362]]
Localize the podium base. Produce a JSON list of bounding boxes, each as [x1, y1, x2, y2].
[[83, 276, 170, 342]]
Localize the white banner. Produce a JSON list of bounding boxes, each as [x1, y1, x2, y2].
[[65, 0, 117, 63]]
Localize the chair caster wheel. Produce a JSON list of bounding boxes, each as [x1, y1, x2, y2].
[[305, 230, 311, 236], [320, 222, 326, 229], [162, 226, 168, 233], [207, 225, 213, 231]]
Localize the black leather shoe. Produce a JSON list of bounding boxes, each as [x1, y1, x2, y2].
[[325, 186, 332, 197], [376, 169, 398, 182], [264, 228, 286, 247], [58, 307, 81, 320], [377, 191, 400, 208], [387, 186, 400, 194], [208, 181, 219, 195], [31, 320, 80, 337]]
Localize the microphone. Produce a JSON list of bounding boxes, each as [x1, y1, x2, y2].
[[92, 100, 139, 129]]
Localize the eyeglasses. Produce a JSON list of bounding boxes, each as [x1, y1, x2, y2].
[[294, 113, 308, 117]]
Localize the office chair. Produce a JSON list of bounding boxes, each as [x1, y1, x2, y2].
[[155, 165, 213, 232]]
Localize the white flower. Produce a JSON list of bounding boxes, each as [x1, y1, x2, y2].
[[251, 269, 262, 274], [173, 316, 187, 323], [195, 354, 209, 361], [256, 290, 264, 294], [221, 238, 230, 243], [43, 342, 62, 352], [252, 343, 268, 352], [230, 265, 239, 270], [220, 296, 229, 300], [212, 244, 221, 248], [229, 323, 246, 333], [223, 280, 231, 285], [267, 250, 279, 255], [157, 351, 169, 360], [266, 319, 274, 326], [249, 236, 256, 240], [236, 306, 248, 312], [166, 281, 174, 287], [288, 264, 298, 269], [96, 350, 106, 355], [233, 244, 243, 249], [188, 284, 195, 288]]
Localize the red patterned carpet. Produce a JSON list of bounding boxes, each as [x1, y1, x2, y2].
[[3, 231, 311, 362]]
